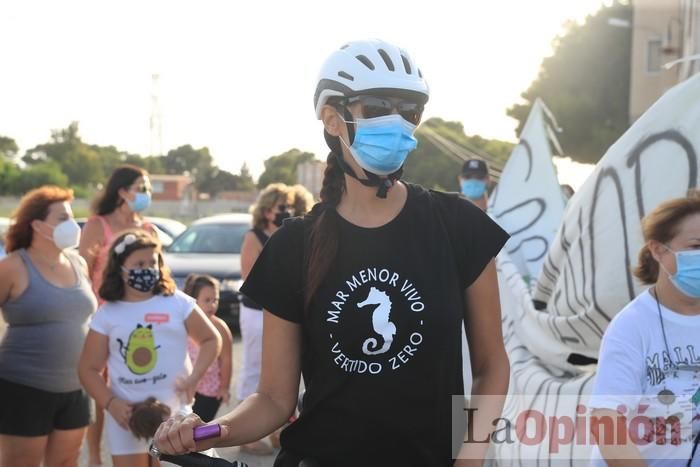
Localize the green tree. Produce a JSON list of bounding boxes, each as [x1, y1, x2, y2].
[[10, 161, 69, 194], [93, 145, 167, 176], [17, 123, 175, 194], [139, 156, 167, 174], [237, 163, 256, 191], [507, 1, 632, 164], [206, 169, 239, 197], [23, 122, 104, 186], [257, 149, 316, 188], [0, 136, 19, 160], [89, 144, 128, 176], [403, 118, 514, 191], [197, 164, 257, 197], [164, 145, 213, 175], [0, 158, 21, 195], [164, 145, 215, 192]]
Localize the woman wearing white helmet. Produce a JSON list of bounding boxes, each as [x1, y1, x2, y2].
[[155, 38, 510, 467]]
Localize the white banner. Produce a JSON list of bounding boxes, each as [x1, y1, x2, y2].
[[488, 98, 566, 288], [486, 74, 700, 465], [532, 73, 700, 368]]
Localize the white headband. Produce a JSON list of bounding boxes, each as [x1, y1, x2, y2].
[[114, 234, 137, 255]]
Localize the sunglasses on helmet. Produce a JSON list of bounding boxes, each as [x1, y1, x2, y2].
[[343, 95, 424, 125]]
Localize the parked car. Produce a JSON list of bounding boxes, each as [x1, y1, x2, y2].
[[164, 213, 251, 332], [0, 217, 9, 259], [145, 216, 187, 239], [75, 218, 175, 248]]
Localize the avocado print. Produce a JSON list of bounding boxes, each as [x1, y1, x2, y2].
[[117, 324, 161, 375]]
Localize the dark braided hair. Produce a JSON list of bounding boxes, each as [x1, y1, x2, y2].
[[305, 144, 346, 308]]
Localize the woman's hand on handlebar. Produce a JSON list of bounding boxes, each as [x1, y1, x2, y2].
[[153, 413, 229, 455], [154, 413, 202, 454]]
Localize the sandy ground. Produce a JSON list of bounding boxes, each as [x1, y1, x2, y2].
[[0, 319, 278, 467]]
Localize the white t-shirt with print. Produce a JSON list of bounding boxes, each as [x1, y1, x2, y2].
[[90, 290, 196, 412], [589, 289, 700, 467]]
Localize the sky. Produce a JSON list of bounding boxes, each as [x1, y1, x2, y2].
[[0, 0, 607, 189]]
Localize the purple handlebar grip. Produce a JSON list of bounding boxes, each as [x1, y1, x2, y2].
[[193, 424, 221, 441]]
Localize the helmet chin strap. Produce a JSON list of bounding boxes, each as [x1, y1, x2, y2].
[[334, 107, 402, 199]]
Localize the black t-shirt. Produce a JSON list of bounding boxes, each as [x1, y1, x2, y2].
[[240, 182, 509, 467]]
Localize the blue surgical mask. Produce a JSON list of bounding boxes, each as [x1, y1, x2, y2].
[[663, 245, 700, 298], [461, 179, 487, 199], [127, 192, 151, 213], [340, 113, 418, 176]]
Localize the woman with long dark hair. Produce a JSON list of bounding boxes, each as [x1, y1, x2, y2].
[[78, 164, 155, 466], [155, 39, 510, 467], [80, 164, 155, 303]]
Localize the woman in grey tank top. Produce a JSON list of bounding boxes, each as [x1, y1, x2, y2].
[[0, 186, 97, 467]]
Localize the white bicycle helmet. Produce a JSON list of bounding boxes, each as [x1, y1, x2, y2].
[[314, 39, 430, 119]]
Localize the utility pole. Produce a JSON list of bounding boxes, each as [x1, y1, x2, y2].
[[149, 74, 163, 157]]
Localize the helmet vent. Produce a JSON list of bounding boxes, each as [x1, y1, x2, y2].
[[377, 49, 395, 71], [401, 55, 412, 74], [340, 44, 349, 49], [337, 71, 354, 81], [418, 68, 423, 78], [355, 55, 375, 70]]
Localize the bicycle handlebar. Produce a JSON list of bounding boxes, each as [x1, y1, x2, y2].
[[193, 424, 222, 441], [149, 424, 249, 467], [156, 450, 247, 467]]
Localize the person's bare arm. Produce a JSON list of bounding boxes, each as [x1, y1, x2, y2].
[[185, 307, 222, 387], [78, 330, 111, 406], [240, 232, 262, 280], [154, 310, 302, 454], [0, 255, 17, 306], [78, 217, 104, 277], [456, 259, 511, 466], [591, 409, 647, 466], [0, 253, 30, 306], [212, 316, 234, 403], [78, 330, 132, 429]]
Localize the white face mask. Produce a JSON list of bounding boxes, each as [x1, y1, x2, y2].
[[47, 219, 81, 250]]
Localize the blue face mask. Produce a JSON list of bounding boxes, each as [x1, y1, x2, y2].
[[461, 179, 487, 199], [122, 266, 160, 292], [340, 113, 418, 176], [664, 245, 700, 298], [127, 192, 151, 213]]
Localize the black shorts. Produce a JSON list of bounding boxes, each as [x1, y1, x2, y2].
[[192, 392, 221, 423], [0, 378, 93, 437]]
